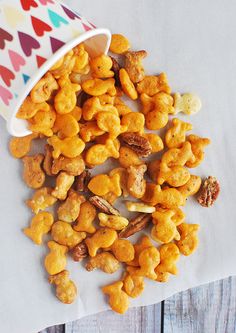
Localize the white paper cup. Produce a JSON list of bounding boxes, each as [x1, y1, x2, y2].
[[0, 0, 111, 136]]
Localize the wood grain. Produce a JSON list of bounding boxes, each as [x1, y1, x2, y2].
[[39, 277, 236, 333], [164, 277, 236, 333], [65, 303, 162, 333]]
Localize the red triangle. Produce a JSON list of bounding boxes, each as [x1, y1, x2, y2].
[[36, 55, 47, 68]]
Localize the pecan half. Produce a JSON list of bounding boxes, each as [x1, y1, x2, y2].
[[71, 241, 88, 262], [75, 170, 91, 192], [121, 132, 152, 157], [197, 176, 220, 207], [89, 196, 120, 216], [119, 213, 151, 238], [111, 56, 121, 87]]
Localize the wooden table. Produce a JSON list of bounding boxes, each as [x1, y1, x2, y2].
[[40, 276, 236, 333]]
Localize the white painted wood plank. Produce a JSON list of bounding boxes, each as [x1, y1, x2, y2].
[[164, 277, 236, 333], [65, 304, 162, 333]]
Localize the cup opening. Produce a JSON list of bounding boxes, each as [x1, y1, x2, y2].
[[7, 28, 111, 137]]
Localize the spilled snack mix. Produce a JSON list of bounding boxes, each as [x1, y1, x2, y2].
[[9, 34, 219, 312]]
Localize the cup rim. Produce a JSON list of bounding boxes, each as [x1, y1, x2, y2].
[[7, 27, 111, 137]]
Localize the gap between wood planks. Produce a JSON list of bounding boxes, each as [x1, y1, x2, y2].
[[39, 276, 236, 333]]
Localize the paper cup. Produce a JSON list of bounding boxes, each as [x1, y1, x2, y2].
[[0, 0, 111, 136]]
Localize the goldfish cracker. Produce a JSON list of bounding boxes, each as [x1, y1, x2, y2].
[[176, 223, 199, 256], [155, 207, 185, 226], [151, 210, 180, 244], [136, 247, 160, 280], [44, 241, 68, 275], [50, 55, 64, 71], [173, 93, 202, 115], [147, 160, 161, 183], [90, 54, 114, 79], [22, 154, 45, 189], [113, 97, 132, 116], [53, 114, 79, 138], [52, 155, 85, 176], [118, 146, 142, 168], [102, 281, 129, 314], [86, 252, 120, 273], [137, 73, 171, 96], [127, 164, 147, 199], [145, 109, 169, 130], [26, 187, 57, 214], [51, 221, 86, 249], [24, 212, 54, 245], [160, 141, 195, 169], [30, 72, 59, 103], [123, 272, 144, 298], [28, 107, 56, 137], [109, 34, 130, 54], [158, 165, 191, 187], [50, 50, 75, 78], [101, 192, 118, 205], [73, 44, 90, 74], [73, 201, 97, 234], [155, 243, 180, 282], [70, 106, 82, 121], [54, 78, 80, 114], [165, 118, 193, 148], [85, 227, 117, 257], [121, 112, 145, 133], [111, 239, 135, 262], [57, 191, 85, 223], [140, 92, 174, 115], [143, 133, 164, 153], [80, 121, 105, 142], [178, 175, 202, 198], [142, 183, 185, 208], [43, 144, 53, 176], [82, 96, 118, 121], [109, 167, 129, 197], [124, 50, 147, 83], [82, 78, 116, 96], [186, 135, 211, 168], [119, 68, 138, 100], [17, 97, 50, 119], [98, 213, 129, 230], [49, 270, 77, 304], [9, 133, 38, 159], [125, 201, 155, 213], [127, 235, 153, 267], [88, 174, 121, 197], [85, 139, 120, 166], [52, 172, 74, 200], [96, 111, 126, 139], [97, 94, 116, 105], [48, 135, 85, 159]]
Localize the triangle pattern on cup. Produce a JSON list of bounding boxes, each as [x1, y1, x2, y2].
[[22, 73, 30, 84]]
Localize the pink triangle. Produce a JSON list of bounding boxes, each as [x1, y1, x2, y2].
[[36, 55, 47, 68], [50, 36, 65, 53], [82, 22, 92, 32]]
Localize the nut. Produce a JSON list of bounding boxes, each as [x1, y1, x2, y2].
[[75, 170, 91, 192], [111, 57, 121, 87], [71, 241, 88, 262], [197, 176, 220, 207], [121, 132, 152, 157], [119, 213, 151, 238], [89, 196, 120, 216]]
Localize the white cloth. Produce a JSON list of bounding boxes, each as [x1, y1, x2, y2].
[[0, 0, 236, 332]]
